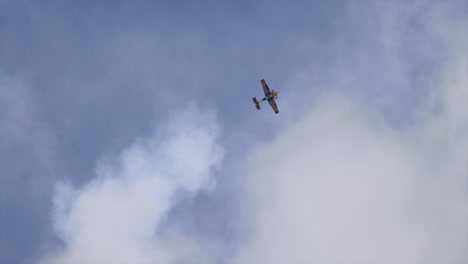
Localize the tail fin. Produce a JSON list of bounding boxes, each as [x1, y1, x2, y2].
[[252, 97, 260, 110]]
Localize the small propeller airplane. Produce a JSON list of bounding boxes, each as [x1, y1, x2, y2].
[[252, 79, 279, 114]]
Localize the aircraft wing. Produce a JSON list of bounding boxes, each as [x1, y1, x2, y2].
[[261, 79, 271, 96], [268, 98, 279, 114]]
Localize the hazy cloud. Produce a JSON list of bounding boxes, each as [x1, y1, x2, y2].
[[0, 74, 59, 264], [43, 106, 224, 264]]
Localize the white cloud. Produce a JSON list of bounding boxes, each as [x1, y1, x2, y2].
[[236, 2, 467, 263], [43, 106, 224, 264], [238, 92, 466, 263]]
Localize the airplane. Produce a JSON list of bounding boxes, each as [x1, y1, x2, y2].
[[252, 79, 279, 114]]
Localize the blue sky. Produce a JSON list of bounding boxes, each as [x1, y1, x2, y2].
[[1, 1, 467, 263]]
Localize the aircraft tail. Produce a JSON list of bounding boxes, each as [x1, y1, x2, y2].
[[253, 97, 260, 110]]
